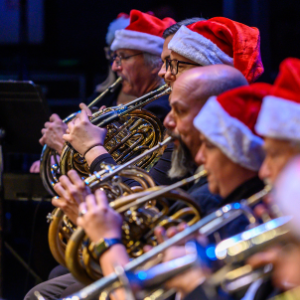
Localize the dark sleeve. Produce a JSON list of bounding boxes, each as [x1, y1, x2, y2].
[[143, 94, 170, 124], [89, 143, 176, 187], [189, 183, 222, 216]]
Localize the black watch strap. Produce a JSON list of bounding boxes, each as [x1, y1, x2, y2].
[[89, 238, 123, 260]]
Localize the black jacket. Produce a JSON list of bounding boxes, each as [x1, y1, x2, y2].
[[184, 176, 266, 300]]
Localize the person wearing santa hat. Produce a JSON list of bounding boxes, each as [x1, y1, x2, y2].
[[243, 58, 300, 298], [149, 83, 272, 300], [62, 9, 176, 177], [255, 58, 300, 185], [164, 17, 264, 88]]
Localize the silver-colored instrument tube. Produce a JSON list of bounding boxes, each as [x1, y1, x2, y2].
[[85, 136, 173, 187], [37, 198, 263, 300], [121, 216, 291, 296], [63, 77, 122, 123]]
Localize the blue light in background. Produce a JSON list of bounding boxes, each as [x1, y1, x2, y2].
[[137, 271, 147, 280], [206, 245, 217, 260]]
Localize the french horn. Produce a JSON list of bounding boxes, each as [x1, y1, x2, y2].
[[64, 168, 207, 284], [47, 137, 173, 269], [36, 185, 272, 300], [40, 79, 170, 195]]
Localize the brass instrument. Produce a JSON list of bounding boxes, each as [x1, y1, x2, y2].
[[45, 185, 271, 298], [47, 137, 173, 268], [40, 80, 170, 195], [64, 164, 205, 284], [34, 215, 293, 300], [40, 77, 122, 196], [107, 215, 291, 299]]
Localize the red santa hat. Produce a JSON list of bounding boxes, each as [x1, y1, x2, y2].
[[193, 83, 272, 171], [168, 17, 264, 83], [255, 58, 300, 142], [110, 10, 176, 55]]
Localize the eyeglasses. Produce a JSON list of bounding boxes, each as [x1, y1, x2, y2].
[[166, 59, 199, 75], [112, 52, 144, 67]]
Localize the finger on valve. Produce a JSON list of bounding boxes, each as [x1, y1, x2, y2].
[[49, 113, 61, 122], [79, 103, 92, 117]]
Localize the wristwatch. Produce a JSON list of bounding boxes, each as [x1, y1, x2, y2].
[[89, 238, 123, 260]]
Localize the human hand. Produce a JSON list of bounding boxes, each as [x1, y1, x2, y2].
[[77, 189, 123, 243], [79, 103, 92, 117], [52, 170, 91, 224], [63, 110, 107, 156], [30, 160, 40, 173], [39, 114, 67, 154]]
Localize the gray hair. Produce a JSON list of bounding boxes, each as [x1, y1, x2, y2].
[[163, 17, 206, 39], [143, 52, 163, 70]]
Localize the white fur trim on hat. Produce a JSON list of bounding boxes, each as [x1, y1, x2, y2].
[[111, 29, 164, 55], [168, 25, 234, 66], [255, 96, 300, 142], [193, 97, 265, 171]]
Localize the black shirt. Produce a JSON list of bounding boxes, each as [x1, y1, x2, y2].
[[184, 176, 265, 300]]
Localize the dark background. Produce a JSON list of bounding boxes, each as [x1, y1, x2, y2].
[[0, 0, 300, 299]]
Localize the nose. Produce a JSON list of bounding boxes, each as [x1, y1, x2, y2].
[[164, 69, 176, 86], [112, 60, 121, 72], [195, 143, 205, 166], [259, 159, 271, 182], [158, 62, 166, 80], [163, 111, 176, 131]]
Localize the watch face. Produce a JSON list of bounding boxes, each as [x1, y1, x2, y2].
[[95, 239, 107, 254]]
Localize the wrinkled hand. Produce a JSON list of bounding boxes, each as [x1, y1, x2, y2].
[[30, 160, 40, 173], [63, 110, 107, 156], [77, 189, 123, 243], [39, 114, 67, 154], [52, 170, 91, 225]]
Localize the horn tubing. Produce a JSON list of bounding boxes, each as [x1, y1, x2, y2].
[[47, 204, 246, 300], [84, 136, 173, 185], [62, 77, 122, 123], [114, 169, 207, 213], [88, 77, 122, 108], [93, 87, 171, 127]]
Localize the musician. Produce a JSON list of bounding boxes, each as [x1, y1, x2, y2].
[[243, 58, 300, 298], [162, 58, 300, 300], [164, 17, 264, 87], [64, 67, 252, 296], [152, 83, 272, 300], [29, 10, 174, 173]]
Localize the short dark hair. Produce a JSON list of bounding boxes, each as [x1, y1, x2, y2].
[[162, 17, 206, 39]]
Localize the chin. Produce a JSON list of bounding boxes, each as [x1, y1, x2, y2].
[[208, 181, 219, 196], [121, 83, 133, 95]]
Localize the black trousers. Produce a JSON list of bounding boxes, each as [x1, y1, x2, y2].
[[24, 273, 85, 300]]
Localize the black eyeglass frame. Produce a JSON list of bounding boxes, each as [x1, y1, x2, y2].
[[112, 52, 144, 67], [166, 59, 199, 75]]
